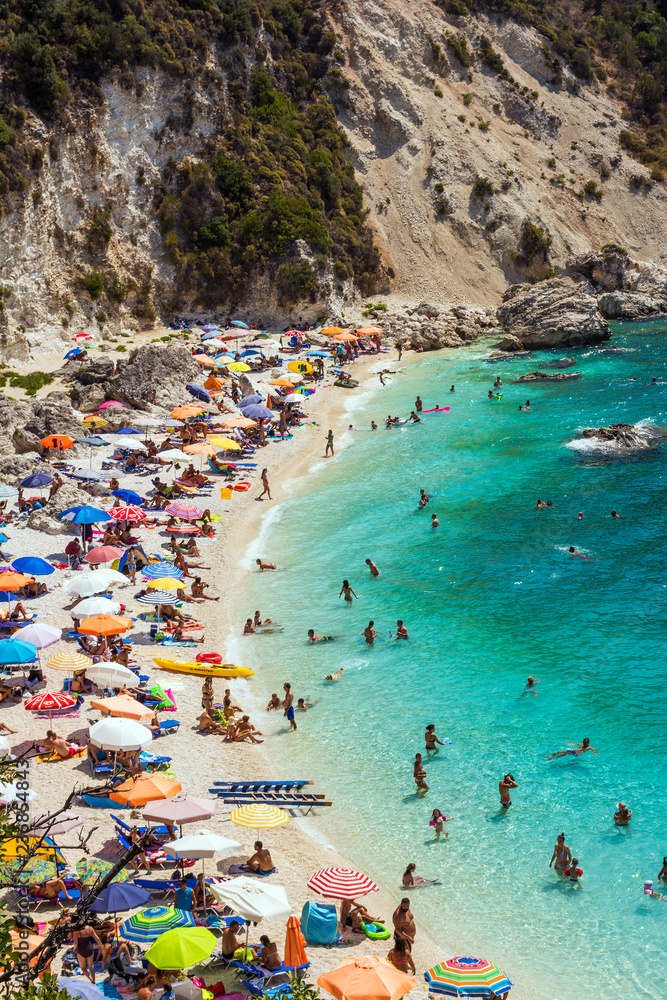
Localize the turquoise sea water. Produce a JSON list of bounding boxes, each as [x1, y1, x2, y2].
[[231, 321, 667, 1000]]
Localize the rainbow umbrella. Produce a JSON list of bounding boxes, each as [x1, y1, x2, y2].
[[425, 957, 513, 997], [7, 858, 59, 883], [120, 906, 196, 942], [76, 858, 132, 884]]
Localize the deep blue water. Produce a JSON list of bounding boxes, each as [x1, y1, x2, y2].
[[232, 321, 667, 999]]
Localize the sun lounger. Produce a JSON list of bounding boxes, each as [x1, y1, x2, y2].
[[213, 780, 313, 792], [209, 790, 331, 811]]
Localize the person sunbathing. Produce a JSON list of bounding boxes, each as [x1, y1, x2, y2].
[[199, 709, 226, 734], [6, 602, 30, 621], [0, 679, 22, 703], [71, 670, 92, 693], [171, 625, 205, 643], [233, 715, 264, 744], [193, 874, 215, 909], [247, 841, 275, 874], [44, 730, 82, 758], [20, 580, 48, 598], [176, 587, 202, 605], [28, 877, 76, 901], [87, 743, 111, 766]]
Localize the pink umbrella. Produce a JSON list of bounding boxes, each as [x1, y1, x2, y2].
[[307, 867, 380, 899], [24, 691, 77, 720], [84, 545, 124, 564], [165, 502, 203, 520], [108, 506, 146, 522], [98, 401, 124, 409]]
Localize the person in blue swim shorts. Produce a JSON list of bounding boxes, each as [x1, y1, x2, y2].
[[499, 773, 517, 809], [283, 682, 297, 731]]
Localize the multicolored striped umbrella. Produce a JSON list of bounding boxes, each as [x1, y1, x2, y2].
[[307, 867, 379, 899], [109, 506, 147, 522], [76, 858, 132, 884], [119, 906, 195, 942], [165, 502, 203, 520], [425, 957, 513, 997], [46, 650, 92, 671], [7, 858, 59, 883]]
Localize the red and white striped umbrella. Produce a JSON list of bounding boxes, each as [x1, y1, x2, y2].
[[108, 506, 147, 522], [165, 502, 203, 520], [307, 867, 379, 899], [24, 691, 77, 718]]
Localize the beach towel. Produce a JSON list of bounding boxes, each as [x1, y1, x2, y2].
[[227, 864, 276, 878]]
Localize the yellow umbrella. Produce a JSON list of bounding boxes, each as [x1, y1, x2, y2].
[[230, 804, 289, 833], [227, 362, 251, 372], [268, 379, 296, 387], [184, 442, 218, 456], [321, 327, 345, 336], [0, 837, 65, 863], [46, 650, 93, 670], [288, 361, 313, 374], [146, 577, 183, 591], [82, 415, 108, 427], [208, 436, 241, 451], [90, 694, 155, 720]]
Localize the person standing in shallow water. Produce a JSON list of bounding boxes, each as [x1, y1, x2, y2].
[[413, 754, 428, 794], [365, 558, 380, 577], [339, 579, 358, 602], [325, 430, 334, 457], [415, 396, 422, 412], [499, 773, 517, 809]]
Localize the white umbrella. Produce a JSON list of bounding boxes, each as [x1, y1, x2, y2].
[[88, 717, 153, 751], [0, 781, 37, 804], [96, 568, 129, 585], [63, 569, 125, 598], [0, 734, 10, 756], [209, 876, 292, 923], [19, 623, 62, 649], [163, 829, 242, 914], [114, 438, 147, 451], [158, 449, 190, 462], [201, 339, 226, 349], [86, 663, 135, 688], [69, 596, 121, 617], [57, 979, 106, 1000]]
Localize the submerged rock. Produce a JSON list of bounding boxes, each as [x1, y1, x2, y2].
[[497, 278, 611, 348], [516, 370, 582, 382]]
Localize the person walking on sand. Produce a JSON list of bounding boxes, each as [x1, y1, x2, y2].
[[395, 340, 403, 361], [414, 753, 428, 794], [325, 430, 334, 457], [365, 558, 380, 577], [499, 773, 517, 809], [257, 468, 271, 500], [339, 579, 358, 602], [363, 621, 377, 645], [283, 682, 297, 731]]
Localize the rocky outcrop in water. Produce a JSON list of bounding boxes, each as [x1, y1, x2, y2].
[[69, 344, 200, 410], [579, 422, 662, 450], [497, 278, 611, 348], [517, 370, 582, 381], [568, 248, 667, 319]]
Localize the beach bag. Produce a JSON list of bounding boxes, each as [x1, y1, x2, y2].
[[301, 901, 338, 945]]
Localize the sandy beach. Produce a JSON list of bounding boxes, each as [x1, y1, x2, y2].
[[0, 340, 445, 996]]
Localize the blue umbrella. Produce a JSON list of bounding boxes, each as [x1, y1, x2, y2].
[[240, 404, 273, 420], [201, 330, 220, 340], [186, 384, 211, 403], [88, 881, 151, 913], [231, 320, 249, 329], [12, 557, 54, 577], [142, 562, 183, 581], [238, 394, 264, 408], [240, 349, 261, 357], [58, 505, 111, 524], [63, 348, 84, 359], [306, 350, 332, 357], [113, 489, 142, 505], [20, 473, 52, 489], [114, 427, 142, 435], [76, 437, 110, 447], [0, 637, 37, 664]]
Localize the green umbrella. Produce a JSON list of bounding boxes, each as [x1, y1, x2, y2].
[[144, 927, 217, 969], [76, 858, 132, 884], [7, 858, 58, 883]]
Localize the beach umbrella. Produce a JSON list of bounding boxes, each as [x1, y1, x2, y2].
[[0, 782, 38, 805], [0, 836, 63, 862], [0, 571, 32, 591], [202, 339, 226, 350], [19, 623, 61, 649], [146, 577, 184, 591], [110, 774, 182, 808], [84, 545, 124, 565], [109, 505, 146, 522], [57, 980, 107, 1000], [231, 320, 249, 328], [58, 505, 110, 525], [192, 355, 216, 367], [268, 379, 296, 387], [425, 958, 513, 997], [73, 333, 93, 340], [317, 956, 416, 1000], [89, 717, 152, 751], [68, 597, 121, 618], [332, 332, 358, 342], [21, 473, 52, 489], [163, 830, 242, 911], [64, 347, 85, 359], [307, 867, 379, 899], [0, 637, 37, 664], [166, 525, 200, 536], [120, 906, 195, 943], [29, 811, 83, 837], [238, 394, 264, 407], [218, 417, 257, 429], [239, 404, 273, 420], [230, 804, 289, 840], [240, 349, 261, 357], [40, 435, 75, 449], [76, 436, 110, 447], [227, 362, 251, 372], [306, 350, 332, 357], [86, 663, 135, 688], [46, 650, 92, 671], [158, 449, 190, 462], [357, 326, 383, 335], [90, 694, 150, 720], [184, 442, 217, 457], [209, 876, 292, 924], [82, 416, 108, 428], [285, 916, 309, 970], [287, 361, 313, 374], [203, 375, 223, 391], [98, 400, 124, 410], [62, 572, 112, 597], [7, 858, 59, 883], [76, 858, 131, 884], [70, 469, 107, 481], [186, 384, 211, 402], [114, 427, 142, 435], [142, 794, 217, 832], [144, 927, 217, 970], [137, 591, 178, 606], [0, 485, 18, 498], [94, 568, 128, 585], [24, 691, 77, 720], [170, 405, 205, 419], [78, 613, 132, 636], [114, 437, 147, 451], [142, 562, 183, 580], [89, 881, 151, 914], [113, 489, 143, 505], [11, 556, 54, 576], [165, 501, 203, 519], [320, 326, 345, 336]]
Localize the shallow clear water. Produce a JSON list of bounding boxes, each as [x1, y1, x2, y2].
[[232, 321, 667, 999]]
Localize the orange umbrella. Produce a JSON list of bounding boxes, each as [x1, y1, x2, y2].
[[5, 929, 46, 971], [217, 417, 257, 429], [40, 435, 75, 449], [78, 614, 132, 636], [321, 327, 345, 337], [110, 774, 182, 807], [171, 405, 205, 419], [0, 571, 33, 591], [192, 355, 216, 367], [204, 375, 223, 390], [184, 442, 217, 456], [269, 379, 297, 387], [317, 956, 417, 1000], [90, 694, 155, 720], [332, 332, 358, 342], [284, 916, 308, 970], [356, 326, 383, 335]]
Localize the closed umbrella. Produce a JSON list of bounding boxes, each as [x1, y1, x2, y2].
[[78, 614, 132, 636], [89, 717, 153, 751], [285, 915, 309, 970], [120, 906, 195, 943], [317, 956, 416, 1000], [425, 957, 513, 997], [307, 867, 379, 899], [46, 650, 92, 671], [11, 557, 54, 576], [69, 597, 120, 617], [84, 546, 124, 565], [144, 927, 217, 970], [90, 695, 153, 720], [110, 774, 183, 808]]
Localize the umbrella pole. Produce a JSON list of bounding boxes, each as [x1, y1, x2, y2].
[[202, 857, 206, 918]]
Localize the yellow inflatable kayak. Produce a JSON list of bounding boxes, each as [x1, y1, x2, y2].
[[153, 658, 256, 679]]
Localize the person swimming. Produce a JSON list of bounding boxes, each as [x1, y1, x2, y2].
[[325, 667, 345, 681], [546, 737, 596, 760], [520, 675, 540, 697], [568, 546, 587, 559], [578, 512, 584, 520]]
